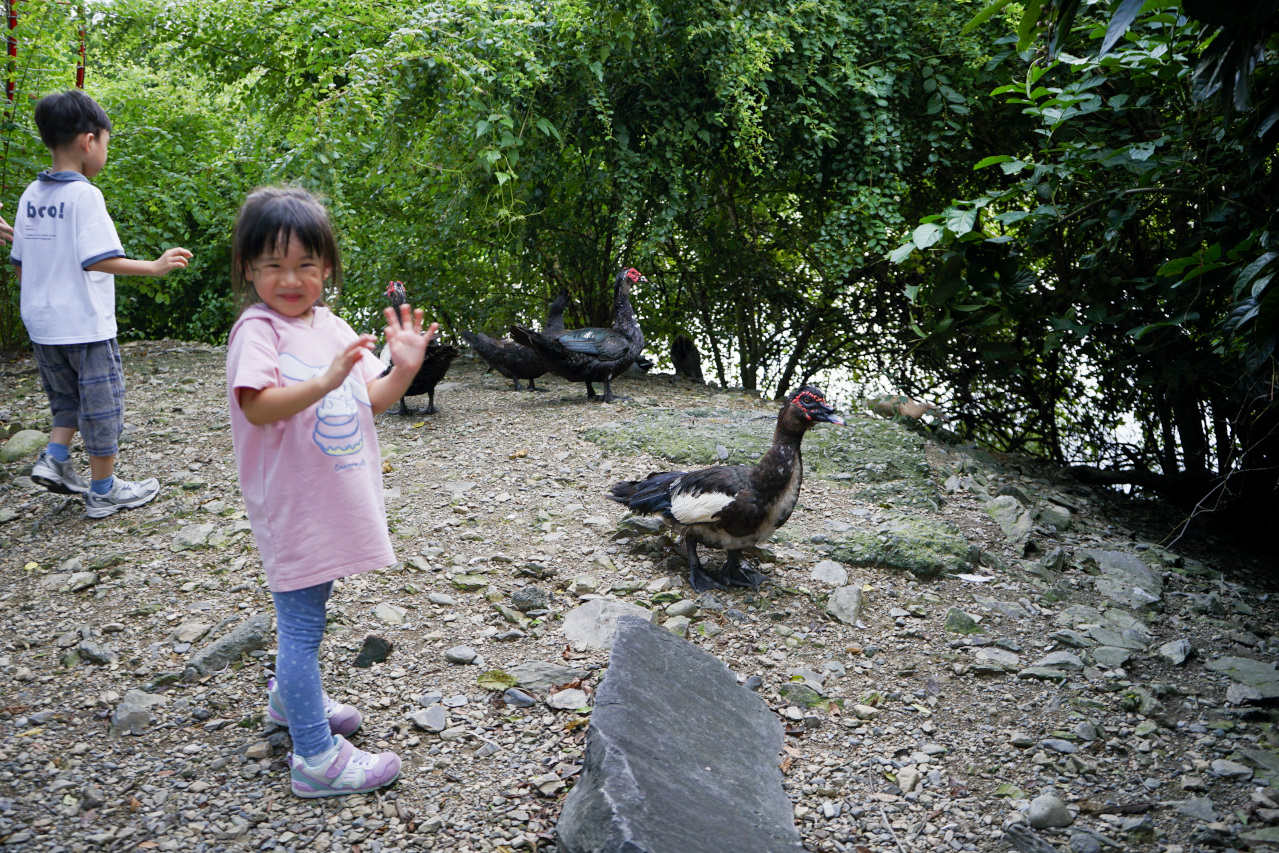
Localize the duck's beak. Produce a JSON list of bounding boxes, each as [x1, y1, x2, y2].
[[813, 408, 845, 426]]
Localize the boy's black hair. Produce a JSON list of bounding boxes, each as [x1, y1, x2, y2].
[[33, 89, 112, 150], [231, 186, 343, 314]]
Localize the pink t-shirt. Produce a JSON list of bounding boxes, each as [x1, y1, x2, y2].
[[227, 304, 395, 592]]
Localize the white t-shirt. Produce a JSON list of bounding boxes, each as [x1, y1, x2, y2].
[[11, 171, 125, 345]]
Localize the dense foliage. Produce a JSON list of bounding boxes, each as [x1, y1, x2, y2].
[[2, 0, 1276, 534], [892, 1, 1279, 529]]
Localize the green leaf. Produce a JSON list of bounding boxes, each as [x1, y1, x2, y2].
[[945, 208, 979, 236], [477, 670, 517, 692], [889, 242, 916, 264], [962, 0, 1018, 34], [913, 223, 944, 249], [974, 155, 1013, 170]]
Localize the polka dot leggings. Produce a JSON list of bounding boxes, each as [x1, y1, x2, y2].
[[271, 581, 334, 759]]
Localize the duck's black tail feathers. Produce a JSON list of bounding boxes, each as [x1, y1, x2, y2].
[[609, 471, 683, 515]]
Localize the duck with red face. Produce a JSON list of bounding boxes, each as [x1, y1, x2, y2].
[[609, 386, 845, 592]]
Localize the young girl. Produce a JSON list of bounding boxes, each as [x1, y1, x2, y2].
[[225, 186, 433, 797]]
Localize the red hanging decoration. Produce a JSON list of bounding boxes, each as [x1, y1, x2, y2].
[[75, 24, 84, 88]]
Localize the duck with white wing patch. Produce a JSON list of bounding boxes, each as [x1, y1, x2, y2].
[[608, 386, 845, 592]]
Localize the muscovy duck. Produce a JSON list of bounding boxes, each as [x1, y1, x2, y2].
[[608, 386, 844, 592], [379, 281, 458, 415], [509, 268, 646, 402], [461, 289, 569, 391]]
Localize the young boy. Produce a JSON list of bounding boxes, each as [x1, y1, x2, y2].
[[9, 89, 192, 518]]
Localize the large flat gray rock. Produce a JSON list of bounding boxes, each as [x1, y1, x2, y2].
[[557, 615, 804, 853], [1082, 549, 1163, 609]]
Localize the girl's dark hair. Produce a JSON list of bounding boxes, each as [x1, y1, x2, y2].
[[231, 186, 342, 314], [34, 89, 112, 150]]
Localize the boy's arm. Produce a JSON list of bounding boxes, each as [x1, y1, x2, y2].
[[0, 203, 12, 245], [88, 247, 192, 277]]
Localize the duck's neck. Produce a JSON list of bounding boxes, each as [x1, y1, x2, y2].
[[612, 285, 643, 345], [752, 423, 807, 493]]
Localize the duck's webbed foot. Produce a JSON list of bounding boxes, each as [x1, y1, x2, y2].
[[397, 398, 415, 416], [600, 380, 629, 403], [723, 550, 768, 589], [423, 391, 439, 415], [684, 539, 726, 592], [585, 382, 599, 400]]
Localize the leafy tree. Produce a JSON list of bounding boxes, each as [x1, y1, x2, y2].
[[894, 2, 1279, 534]]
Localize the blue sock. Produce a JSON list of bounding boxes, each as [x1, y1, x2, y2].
[[46, 442, 70, 462], [90, 475, 115, 495]]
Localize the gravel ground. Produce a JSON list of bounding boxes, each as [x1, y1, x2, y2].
[[0, 340, 1276, 853]]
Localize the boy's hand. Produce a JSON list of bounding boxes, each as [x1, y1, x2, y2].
[[152, 247, 193, 275], [383, 304, 431, 374], [321, 335, 377, 392], [0, 203, 12, 245]]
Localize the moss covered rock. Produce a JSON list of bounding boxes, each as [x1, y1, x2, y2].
[[824, 513, 973, 580]]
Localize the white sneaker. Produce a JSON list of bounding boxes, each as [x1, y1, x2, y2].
[[30, 452, 88, 495], [85, 477, 160, 518]]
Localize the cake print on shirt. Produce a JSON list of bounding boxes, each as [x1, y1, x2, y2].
[[279, 353, 371, 457]]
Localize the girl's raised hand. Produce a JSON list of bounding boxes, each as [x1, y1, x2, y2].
[[321, 335, 377, 391], [383, 303, 432, 374]]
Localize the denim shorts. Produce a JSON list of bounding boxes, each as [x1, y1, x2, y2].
[[32, 339, 126, 457]]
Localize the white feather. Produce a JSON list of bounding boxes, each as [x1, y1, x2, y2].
[[670, 489, 735, 524]]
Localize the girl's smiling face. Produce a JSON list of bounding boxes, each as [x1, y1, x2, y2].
[[245, 234, 331, 322]]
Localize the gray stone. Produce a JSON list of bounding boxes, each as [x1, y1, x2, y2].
[[503, 688, 537, 708], [1087, 626, 1147, 651], [1041, 739, 1076, 754], [512, 586, 551, 612], [1028, 794, 1073, 829], [408, 705, 447, 732], [1205, 656, 1279, 698], [943, 607, 984, 635], [810, 560, 848, 586], [1069, 834, 1102, 853], [558, 615, 805, 853], [1157, 638, 1193, 665], [1209, 759, 1253, 781], [76, 640, 116, 665], [547, 688, 590, 711], [663, 615, 691, 637], [80, 784, 106, 811], [1090, 646, 1131, 668], [1227, 683, 1264, 704], [506, 661, 588, 692], [1082, 549, 1163, 609], [1031, 651, 1083, 671], [665, 599, 698, 618], [987, 495, 1033, 545], [352, 634, 393, 668], [182, 613, 272, 682], [0, 429, 45, 462], [973, 648, 1020, 671], [825, 586, 863, 626], [67, 572, 98, 592], [1175, 797, 1219, 822], [445, 645, 478, 664], [171, 523, 216, 552], [110, 689, 170, 737], [561, 599, 657, 650], [373, 603, 408, 625]]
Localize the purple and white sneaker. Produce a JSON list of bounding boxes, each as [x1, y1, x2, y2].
[[266, 677, 363, 736], [289, 734, 401, 798]]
